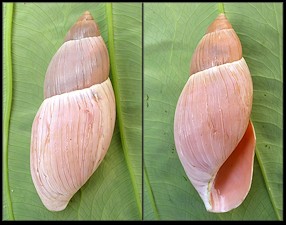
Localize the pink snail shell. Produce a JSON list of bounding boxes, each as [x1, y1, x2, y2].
[[174, 14, 256, 213], [30, 11, 116, 211]]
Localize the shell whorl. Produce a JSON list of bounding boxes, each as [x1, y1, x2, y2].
[[190, 14, 242, 75], [44, 11, 109, 98]]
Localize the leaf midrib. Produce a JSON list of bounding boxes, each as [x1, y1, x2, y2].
[[3, 2, 15, 221], [243, 3, 281, 220], [105, 3, 142, 219], [144, 165, 159, 220]]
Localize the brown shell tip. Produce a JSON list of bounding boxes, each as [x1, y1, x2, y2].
[[64, 11, 101, 42], [78, 11, 93, 21], [206, 13, 233, 34]]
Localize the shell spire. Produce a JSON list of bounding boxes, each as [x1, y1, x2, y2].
[[64, 11, 100, 41], [43, 11, 110, 99], [206, 13, 232, 33], [190, 13, 242, 75], [174, 13, 256, 213]]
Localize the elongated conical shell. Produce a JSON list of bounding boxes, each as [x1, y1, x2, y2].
[[174, 14, 256, 213], [30, 11, 116, 211]]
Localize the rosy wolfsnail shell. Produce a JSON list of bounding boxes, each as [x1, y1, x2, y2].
[[174, 14, 256, 213], [30, 11, 116, 211]]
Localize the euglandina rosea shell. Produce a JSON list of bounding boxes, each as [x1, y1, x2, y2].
[[30, 11, 116, 211], [174, 14, 256, 213]]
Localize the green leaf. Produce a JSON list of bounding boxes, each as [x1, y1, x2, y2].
[[144, 3, 282, 220], [3, 2, 142, 220]]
